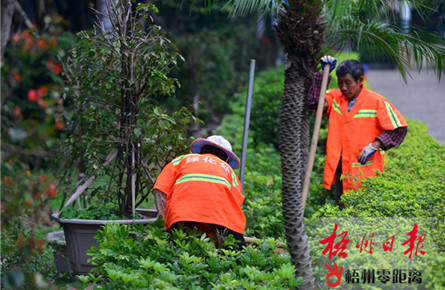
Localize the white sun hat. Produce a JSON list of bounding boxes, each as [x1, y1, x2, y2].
[[190, 135, 240, 169]]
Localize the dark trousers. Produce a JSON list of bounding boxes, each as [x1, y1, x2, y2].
[[333, 158, 344, 209], [171, 221, 246, 250]]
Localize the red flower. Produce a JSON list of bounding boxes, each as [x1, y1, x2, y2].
[[48, 57, 63, 74], [13, 107, 23, 119], [49, 36, 57, 46], [48, 184, 57, 198], [38, 99, 49, 109], [38, 174, 47, 182], [260, 37, 270, 44], [13, 72, 22, 82], [33, 191, 41, 199], [37, 86, 48, 97], [21, 30, 29, 39], [27, 89, 39, 102], [54, 120, 65, 130], [12, 33, 21, 43], [37, 38, 49, 50], [25, 36, 34, 51], [3, 176, 12, 186]]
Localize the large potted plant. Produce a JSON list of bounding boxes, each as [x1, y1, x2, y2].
[[51, 0, 198, 274]]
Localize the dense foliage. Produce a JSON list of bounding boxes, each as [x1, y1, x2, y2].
[[2, 2, 444, 287], [151, 1, 278, 126], [217, 65, 444, 288], [79, 219, 301, 289], [2, 53, 444, 288], [60, 2, 198, 217], [1, 16, 75, 288], [77, 73, 444, 287]]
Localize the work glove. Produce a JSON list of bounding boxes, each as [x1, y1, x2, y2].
[[320, 55, 337, 73], [358, 143, 378, 164]]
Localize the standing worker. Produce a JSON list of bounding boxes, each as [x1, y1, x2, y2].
[[307, 56, 408, 206], [152, 135, 247, 249]]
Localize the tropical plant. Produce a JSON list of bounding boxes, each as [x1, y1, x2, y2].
[[216, 66, 445, 287], [214, 0, 445, 288], [60, 0, 198, 218]]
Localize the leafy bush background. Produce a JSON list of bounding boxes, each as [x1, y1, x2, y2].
[[216, 63, 444, 289], [86, 64, 444, 288]]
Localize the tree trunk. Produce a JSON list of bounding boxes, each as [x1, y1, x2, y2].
[[279, 55, 314, 289], [1, 0, 15, 60]]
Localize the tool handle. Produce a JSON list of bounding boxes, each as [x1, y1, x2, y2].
[[302, 63, 331, 211]]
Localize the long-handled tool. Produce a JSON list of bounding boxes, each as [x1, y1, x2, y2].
[[301, 63, 331, 212]]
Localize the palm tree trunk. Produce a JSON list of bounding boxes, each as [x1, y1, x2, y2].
[[279, 54, 314, 289]]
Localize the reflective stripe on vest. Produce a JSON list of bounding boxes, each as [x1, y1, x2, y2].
[[172, 154, 196, 166], [175, 173, 231, 189], [384, 101, 402, 128], [332, 99, 343, 116], [353, 109, 377, 118], [231, 170, 238, 187], [352, 161, 373, 167]]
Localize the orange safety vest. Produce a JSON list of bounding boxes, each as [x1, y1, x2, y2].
[[152, 153, 246, 234], [324, 86, 407, 193]]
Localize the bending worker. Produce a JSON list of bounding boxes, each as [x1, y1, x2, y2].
[[308, 56, 408, 205], [152, 135, 247, 249]]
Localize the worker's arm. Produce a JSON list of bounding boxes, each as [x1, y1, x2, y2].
[[152, 189, 167, 218], [358, 127, 408, 164], [307, 56, 337, 112], [307, 72, 330, 111], [375, 127, 408, 150]]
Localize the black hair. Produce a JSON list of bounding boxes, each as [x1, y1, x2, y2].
[[336, 59, 365, 81], [200, 145, 229, 162]]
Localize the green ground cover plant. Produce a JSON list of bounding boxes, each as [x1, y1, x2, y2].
[[311, 120, 445, 288], [79, 219, 301, 289]]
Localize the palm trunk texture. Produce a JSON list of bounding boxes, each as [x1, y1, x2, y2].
[[275, 1, 326, 288], [279, 57, 314, 288]]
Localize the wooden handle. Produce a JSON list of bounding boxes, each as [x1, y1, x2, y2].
[[301, 63, 331, 211]]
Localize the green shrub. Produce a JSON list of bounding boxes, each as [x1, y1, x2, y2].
[[314, 120, 445, 220], [216, 61, 444, 288], [79, 219, 301, 289], [313, 120, 445, 287], [1, 24, 74, 168]]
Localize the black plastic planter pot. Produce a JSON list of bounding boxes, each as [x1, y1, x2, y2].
[[51, 209, 158, 275]]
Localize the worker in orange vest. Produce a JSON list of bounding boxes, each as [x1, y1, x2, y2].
[[308, 56, 408, 206], [152, 135, 247, 249]]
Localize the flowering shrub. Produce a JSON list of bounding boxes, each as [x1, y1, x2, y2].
[[1, 20, 74, 168], [1, 15, 75, 287], [0, 160, 60, 287], [1, 160, 58, 227]]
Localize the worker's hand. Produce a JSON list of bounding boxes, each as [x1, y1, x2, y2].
[[358, 143, 378, 164], [320, 55, 337, 73], [153, 189, 167, 218]]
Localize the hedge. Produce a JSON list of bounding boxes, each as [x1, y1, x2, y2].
[[216, 63, 444, 288]]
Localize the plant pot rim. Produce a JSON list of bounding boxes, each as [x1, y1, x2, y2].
[[51, 209, 158, 225]]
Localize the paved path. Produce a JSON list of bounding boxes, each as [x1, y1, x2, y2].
[[366, 68, 445, 145]]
